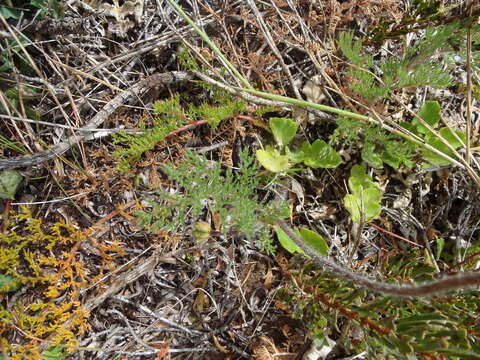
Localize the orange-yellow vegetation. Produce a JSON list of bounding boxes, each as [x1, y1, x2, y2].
[[0, 206, 124, 359]]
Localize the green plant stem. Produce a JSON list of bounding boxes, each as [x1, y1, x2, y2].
[[350, 221, 364, 263], [465, 4, 473, 164], [232, 86, 472, 168], [237, 86, 369, 120], [346, 61, 480, 181], [166, 1, 480, 186], [165, 0, 253, 90], [277, 219, 480, 296]]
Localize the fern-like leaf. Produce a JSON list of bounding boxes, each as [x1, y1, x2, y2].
[[136, 150, 288, 251]]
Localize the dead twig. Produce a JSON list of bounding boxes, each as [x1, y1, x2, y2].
[[0, 71, 193, 170], [277, 219, 480, 296]]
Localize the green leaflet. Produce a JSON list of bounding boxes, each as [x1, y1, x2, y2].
[[0, 170, 23, 200], [330, 117, 416, 169], [403, 101, 467, 166], [300, 140, 342, 169], [276, 227, 302, 254], [42, 346, 66, 360], [275, 226, 329, 256], [343, 165, 382, 223], [256, 146, 291, 173], [413, 101, 441, 134], [269, 117, 298, 146], [256, 117, 341, 173], [297, 228, 329, 256]]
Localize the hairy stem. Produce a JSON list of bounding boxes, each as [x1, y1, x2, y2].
[[277, 220, 480, 296]]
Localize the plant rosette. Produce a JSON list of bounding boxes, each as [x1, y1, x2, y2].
[[256, 117, 341, 173]]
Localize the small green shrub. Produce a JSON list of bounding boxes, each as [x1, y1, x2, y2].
[[112, 95, 186, 172], [186, 99, 245, 129], [112, 94, 245, 172], [337, 22, 469, 101], [330, 117, 416, 169], [135, 149, 289, 254]]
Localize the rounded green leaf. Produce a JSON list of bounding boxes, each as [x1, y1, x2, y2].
[[0, 170, 23, 200], [296, 228, 328, 256], [256, 146, 291, 173], [422, 135, 453, 165], [269, 117, 298, 146], [413, 101, 441, 134], [400, 121, 420, 136], [285, 146, 305, 164], [348, 164, 372, 193], [343, 188, 381, 223], [0, 6, 21, 20], [343, 193, 361, 223], [438, 127, 466, 148], [363, 187, 382, 221], [301, 139, 341, 168], [276, 227, 302, 254], [344, 165, 382, 223]]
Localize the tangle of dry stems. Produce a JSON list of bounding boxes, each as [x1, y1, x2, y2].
[[278, 220, 480, 296]]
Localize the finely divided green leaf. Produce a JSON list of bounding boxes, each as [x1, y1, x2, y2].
[[361, 143, 384, 169], [42, 346, 66, 360]]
